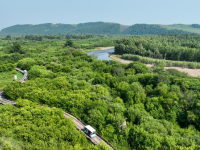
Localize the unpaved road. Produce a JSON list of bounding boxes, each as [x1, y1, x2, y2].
[[110, 55, 132, 64], [94, 46, 114, 50], [110, 55, 200, 77], [164, 67, 200, 77]]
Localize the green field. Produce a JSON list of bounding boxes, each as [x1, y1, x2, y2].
[[17, 71, 24, 79], [0, 71, 23, 89], [161, 24, 200, 34]]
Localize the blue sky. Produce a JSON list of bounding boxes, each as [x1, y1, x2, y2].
[[0, 0, 199, 30]]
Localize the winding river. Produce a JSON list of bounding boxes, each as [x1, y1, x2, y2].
[[87, 49, 114, 61]]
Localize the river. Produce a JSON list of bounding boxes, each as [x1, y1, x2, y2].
[[87, 49, 114, 61]]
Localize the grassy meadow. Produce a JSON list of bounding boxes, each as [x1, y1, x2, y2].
[[0, 71, 23, 89], [161, 24, 200, 34]]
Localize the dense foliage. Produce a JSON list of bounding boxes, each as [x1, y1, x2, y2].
[[0, 22, 193, 36], [0, 22, 121, 35], [1, 34, 117, 50], [115, 34, 200, 62], [2, 37, 200, 149], [191, 24, 200, 29], [121, 24, 190, 35], [0, 100, 108, 150]]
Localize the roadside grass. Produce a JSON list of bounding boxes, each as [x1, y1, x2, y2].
[[160, 24, 200, 34], [17, 71, 24, 79], [0, 71, 23, 89]]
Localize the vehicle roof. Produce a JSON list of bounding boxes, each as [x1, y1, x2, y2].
[[85, 125, 96, 133]]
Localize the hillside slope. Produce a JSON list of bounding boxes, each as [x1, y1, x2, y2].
[[0, 22, 199, 35], [122, 24, 190, 35], [0, 22, 121, 35], [161, 24, 200, 34]]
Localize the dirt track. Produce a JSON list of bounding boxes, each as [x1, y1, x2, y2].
[[110, 55, 132, 64], [110, 55, 200, 77], [94, 46, 114, 50], [164, 67, 200, 77]]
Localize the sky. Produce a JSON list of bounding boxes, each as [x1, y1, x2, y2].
[[0, 0, 199, 30]]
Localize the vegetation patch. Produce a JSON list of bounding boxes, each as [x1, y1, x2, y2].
[[0, 100, 105, 150], [2, 35, 200, 149], [122, 54, 200, 69], [115, 35, 200, 62]]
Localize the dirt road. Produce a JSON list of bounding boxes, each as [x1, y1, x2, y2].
[[110, 55, 132, 64], [110, 55, 200, 77]]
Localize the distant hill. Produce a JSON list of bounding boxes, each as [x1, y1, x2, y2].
[[0, 22, 199, 35], [0, 22, 121, 35], [160, 24, 200, 34], [122, 24, 191, 35]]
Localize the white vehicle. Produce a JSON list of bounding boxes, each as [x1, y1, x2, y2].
[[82, 125, 96, 138], [24, 70, 27, 74]]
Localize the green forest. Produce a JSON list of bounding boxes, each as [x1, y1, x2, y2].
[[121, 24, 190, 35], [0, 100, 109, 150], [1, 35, 200, 149], [0, 22, 194, 36], [115, 35, 200, 63]]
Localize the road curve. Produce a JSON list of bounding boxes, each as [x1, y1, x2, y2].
[[0, 92, 16, 105], [0, 68, 116, 150]]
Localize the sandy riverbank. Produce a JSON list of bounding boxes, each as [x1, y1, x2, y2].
[[86, 46, 115, 52], [93, 46, 114, 50], [84, 46, 114, 52], [164, 67, 200, 77], [110, 55, 132, 64], [110, 54, 200, 77]]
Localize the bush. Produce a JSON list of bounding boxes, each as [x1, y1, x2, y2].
[[28, 65, 56, 79], [17, 58, 36, 70]]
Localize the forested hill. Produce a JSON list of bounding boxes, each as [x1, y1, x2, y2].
[[0, 22, 122, 35], [122, 24, 191, 35], [0, 22, 195, 35]]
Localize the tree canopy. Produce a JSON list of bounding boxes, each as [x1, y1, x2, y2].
[[1, 35, 200, 149]]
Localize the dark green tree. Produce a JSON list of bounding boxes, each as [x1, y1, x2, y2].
[[64, 39, 74, 47]]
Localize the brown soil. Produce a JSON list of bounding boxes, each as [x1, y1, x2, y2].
[[110, 55, 132, 64], [164, 67, 200, 77], [94, 46, 114, 50]]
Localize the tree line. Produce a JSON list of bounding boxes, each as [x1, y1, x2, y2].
[[115, 34, 200, 62]]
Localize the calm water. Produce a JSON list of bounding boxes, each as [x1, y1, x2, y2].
[[87, 49, 114, 61]]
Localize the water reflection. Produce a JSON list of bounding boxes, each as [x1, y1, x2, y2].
[[87, 49, 114, 61]]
